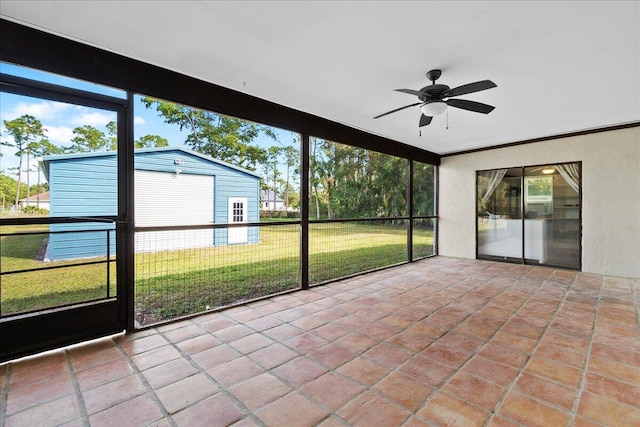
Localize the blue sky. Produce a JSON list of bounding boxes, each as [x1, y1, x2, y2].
[[0, 62, 299, 185]]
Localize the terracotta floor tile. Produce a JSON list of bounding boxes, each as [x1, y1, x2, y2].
[[584, 372, 640, 408], [335, 332, 379, 354], [588, 355, 640, 386], [311, 323, 350, 341], [89, 394, 164, 427], [463, 356, 519, 387], [120, 334, 169, 356], [302, 372, 364, 411], [155, 373, 218, 414], [590, 342, 640, 367], [262, 324, 303, 341], [387, 331, 434, 353], [479, 343, 528, 368], [525, 357, 583, 388], [76, 357, 133, 391], [82, 373, 146, 414], [405, 322, 448, 339], [4, 394, 80, 427], [442, 371, 505, 411], [337, 391, 410, 426], [358, 323, 397, 341], [172, 393, 242, 427], [5, 373, 75, 415], [130, 345, 182, 371], [190, 344, 238, 370], [337, 356, 390, 386], [208, 357, 264, 387], [272, 356, 328, 387], [8, 351, 68, 388], [290, 315, 327, 330], [578, 391, 640, 426], [176, 333, 219, 355], [418, 391, 489, 427], [498, 391, 571, 426], [229, 333, 274, 354], [68, 340, 124, 372], [213, 324, 255, 342], [256, 391, 327, 426], [514, 372, 577, 410], [308, 343, 356, 369], [230, 373, 291, 410], [363, 342, 413, 369], [400, 355, 456, 387], [142, 358, 199, 390], [249, 343, 298, 369], [244, 315, 282, 331], [421, 342, 471, 368], [197, 316, 236, 332], [284, 333, 330, 353], [487, 415, 523, 426], [535, 342, 587, 368], [373, 372, 433, 411], [490, 331, 537, 354], [162, 323, 205, 343]]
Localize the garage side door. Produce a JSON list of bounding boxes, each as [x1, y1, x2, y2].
[[135, 170, 214, 251]]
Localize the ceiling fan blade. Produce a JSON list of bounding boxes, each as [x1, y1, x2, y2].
[[446, 98, 495, 114], [374, 102, 421, 119], [395, 88, 431, 99], [419, 114, 432, 127], [444, 80, 496, 98]]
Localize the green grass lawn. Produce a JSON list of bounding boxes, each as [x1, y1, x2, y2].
[[1, 222, 434, 324]]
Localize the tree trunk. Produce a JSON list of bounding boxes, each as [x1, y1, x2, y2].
[[14, 155, 23, 215]]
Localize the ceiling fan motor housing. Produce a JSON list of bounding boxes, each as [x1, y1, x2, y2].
[[419, 84, 450, 102]]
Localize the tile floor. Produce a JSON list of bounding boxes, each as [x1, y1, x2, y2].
[[1, 257, 639, 426]]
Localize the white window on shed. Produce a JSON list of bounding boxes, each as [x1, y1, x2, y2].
[[135, 170, 214, 252]]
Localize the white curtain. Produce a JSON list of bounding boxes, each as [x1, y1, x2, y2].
[[556, 163, 580, 193], [481, 169, 508, 203]]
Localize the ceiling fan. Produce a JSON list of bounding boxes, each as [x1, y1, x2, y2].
[[374, 69, 497, 127]]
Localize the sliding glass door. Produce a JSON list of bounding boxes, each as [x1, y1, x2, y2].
[[477, 163, 581, 269]]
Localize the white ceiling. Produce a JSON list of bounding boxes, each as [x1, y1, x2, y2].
[[1, 1, 639, 155]]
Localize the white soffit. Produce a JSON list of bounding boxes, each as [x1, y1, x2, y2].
[[1, 1, 639, 155]]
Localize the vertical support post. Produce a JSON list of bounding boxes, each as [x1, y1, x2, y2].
[[407, 160, 413, 262], [106, 228, 111, 298], [520, 167, 526, 265], [300, 133, 310, 290], [120, 92, 135, 332]]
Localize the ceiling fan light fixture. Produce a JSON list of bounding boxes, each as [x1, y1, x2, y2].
[[542, 168, 555, 174], [420, 101, 447, 116]]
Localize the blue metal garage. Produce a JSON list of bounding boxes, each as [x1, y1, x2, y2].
[[42, 147, 261, 261]]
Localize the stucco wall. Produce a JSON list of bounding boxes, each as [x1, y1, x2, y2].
[[439, 126, 640, 278]]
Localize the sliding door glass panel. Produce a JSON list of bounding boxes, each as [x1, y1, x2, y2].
[[477, 168, 523, 260], [547, 163, 580, 268], [523, 167, 553, 264]]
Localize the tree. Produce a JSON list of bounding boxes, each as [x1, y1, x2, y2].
[[281, 144, 299, 210], [141, 97, 275, 170], [69, 125, 110, 152], [106, 120, 118, 150], [263, 146, 282, 209], [135, 134, 169, 149], [2, 115, 47, 213]]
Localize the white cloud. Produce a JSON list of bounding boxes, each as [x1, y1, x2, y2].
[[2, 100, 71, 121], [134, 116, 145, 125], [70, 111, 115, 127], [45, 126, 75, 144]]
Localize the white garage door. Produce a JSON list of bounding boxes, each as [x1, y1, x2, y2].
[[135, 170, 214, 252]]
